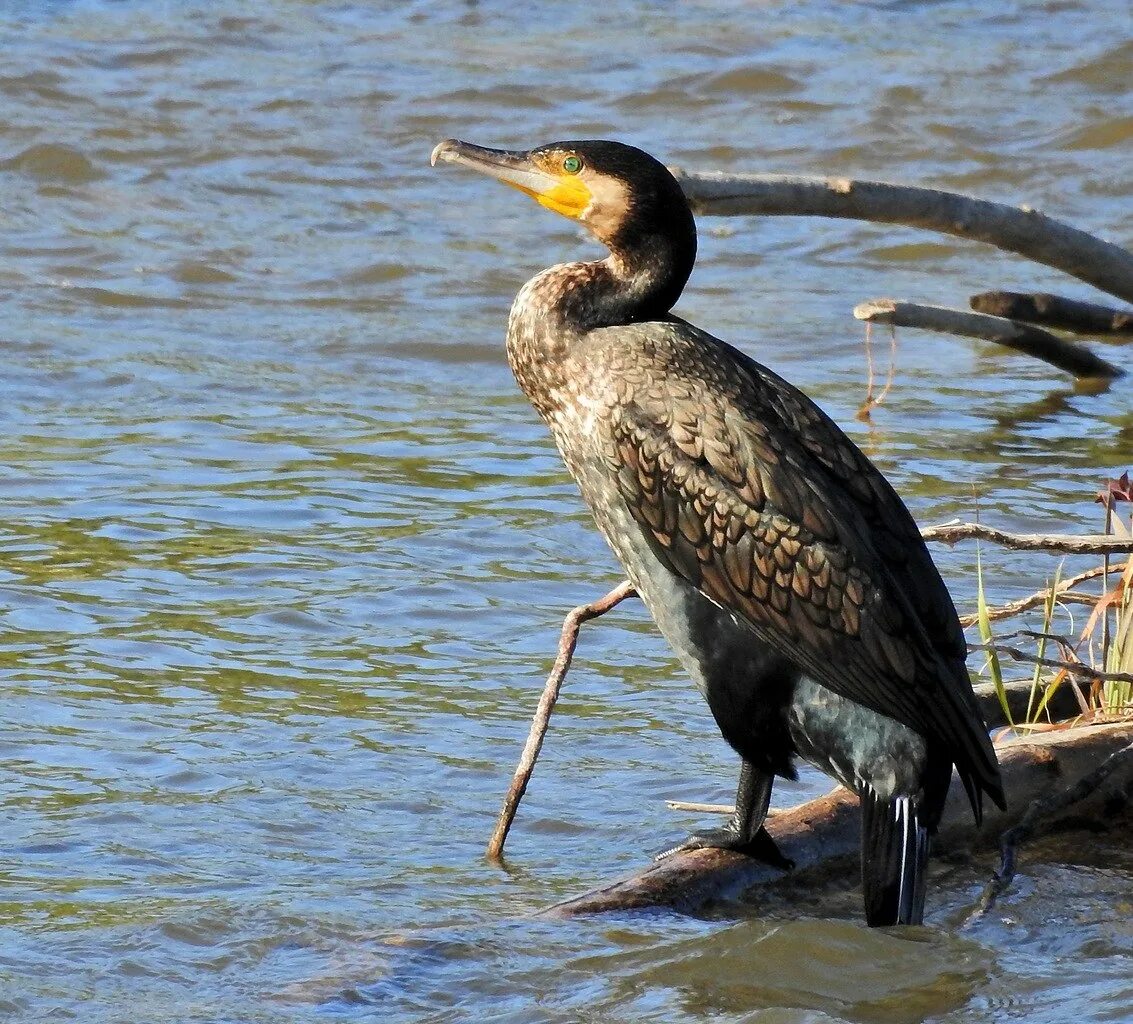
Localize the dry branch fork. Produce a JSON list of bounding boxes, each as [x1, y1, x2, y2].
[[672, 171, 1132, 380]]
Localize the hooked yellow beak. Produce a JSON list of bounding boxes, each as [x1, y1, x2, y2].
[[430, 139, 591, 220]]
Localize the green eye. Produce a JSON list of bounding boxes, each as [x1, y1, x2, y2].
[[562, 155, 582, 174]]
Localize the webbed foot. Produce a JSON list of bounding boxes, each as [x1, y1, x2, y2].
[[657, 822, 794, 870]]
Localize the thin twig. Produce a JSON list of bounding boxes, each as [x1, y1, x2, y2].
[[967, 642, 1133, 687], [1000, 629, 1081, 657], [970, 291, 1133, 336], [854, 299, 1122, 379], [671, 171, 1133, 305], [487, 581, 637, 860], [922, 522, 1133, 555], [665, 801, 736, 814], [858, 321, 877, 422], [1067, 674, 1094, 717], [967, 739, 1133, 922], [957, 563, 1122, 627]]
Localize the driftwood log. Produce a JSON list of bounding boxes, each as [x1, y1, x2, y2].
[[542, 721, 1133, 918]]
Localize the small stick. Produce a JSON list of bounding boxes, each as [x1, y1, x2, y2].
[[854, 299, 1123, 379], [956, 563, 1122, 627], [1101, 498, 1114, 671], [666, 801, 736, 814], [486, 581, 637, 860], [967, 739, 1133, 922], [921, 521, 1133, 555], [970, 291, 1133, 336]]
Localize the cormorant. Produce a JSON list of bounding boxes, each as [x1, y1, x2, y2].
[[431, 138, 1005, 926]]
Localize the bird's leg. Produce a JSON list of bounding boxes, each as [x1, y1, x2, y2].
[[658, 760, 793, 868]]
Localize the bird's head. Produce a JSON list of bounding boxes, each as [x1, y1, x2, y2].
[[430, 138, 694, 257]]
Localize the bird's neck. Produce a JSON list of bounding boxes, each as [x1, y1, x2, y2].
[[572, 226, 696, 329], [506, 229, 695, 418]]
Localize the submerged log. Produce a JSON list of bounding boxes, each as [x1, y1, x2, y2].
[[541, 720, 1133, 917]]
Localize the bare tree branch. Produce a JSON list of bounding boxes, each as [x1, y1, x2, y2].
[[957, 563, 1122, 627], [921, 522, 1133, 554], [967, 641, 1133, 686], [672, 171, 1133, 305], [854, 299, 1122, 379], [487, 581, 637, 860], [970, 291, 1133, 336]]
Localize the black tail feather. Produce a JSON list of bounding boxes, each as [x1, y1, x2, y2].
[[860, 788, 930, 926]]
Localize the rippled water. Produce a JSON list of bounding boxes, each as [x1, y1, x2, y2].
[[1, 2, 1131, 1021]]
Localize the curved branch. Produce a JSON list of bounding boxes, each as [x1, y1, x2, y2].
[[854, 299, 1122, 380], [921, 522, 1133, 554], [486, 581, 637, 860], [672, 171, 1133, 305], [969, 739, 1133, 920]]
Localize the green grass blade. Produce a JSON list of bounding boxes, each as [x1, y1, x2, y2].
[[1105, 553, 1133, 710], [977, 546, 1012, 728], [1026, 562, 1062, 723], [1032, 671, 1065, 721]]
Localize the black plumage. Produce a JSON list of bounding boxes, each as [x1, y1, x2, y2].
[[432, 137, 1005, 925]]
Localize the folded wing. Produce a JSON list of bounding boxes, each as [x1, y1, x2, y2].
[[593, 327, 1003, 815]]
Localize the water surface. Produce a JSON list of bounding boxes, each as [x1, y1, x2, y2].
[[1, 2, 1131, 1021]]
